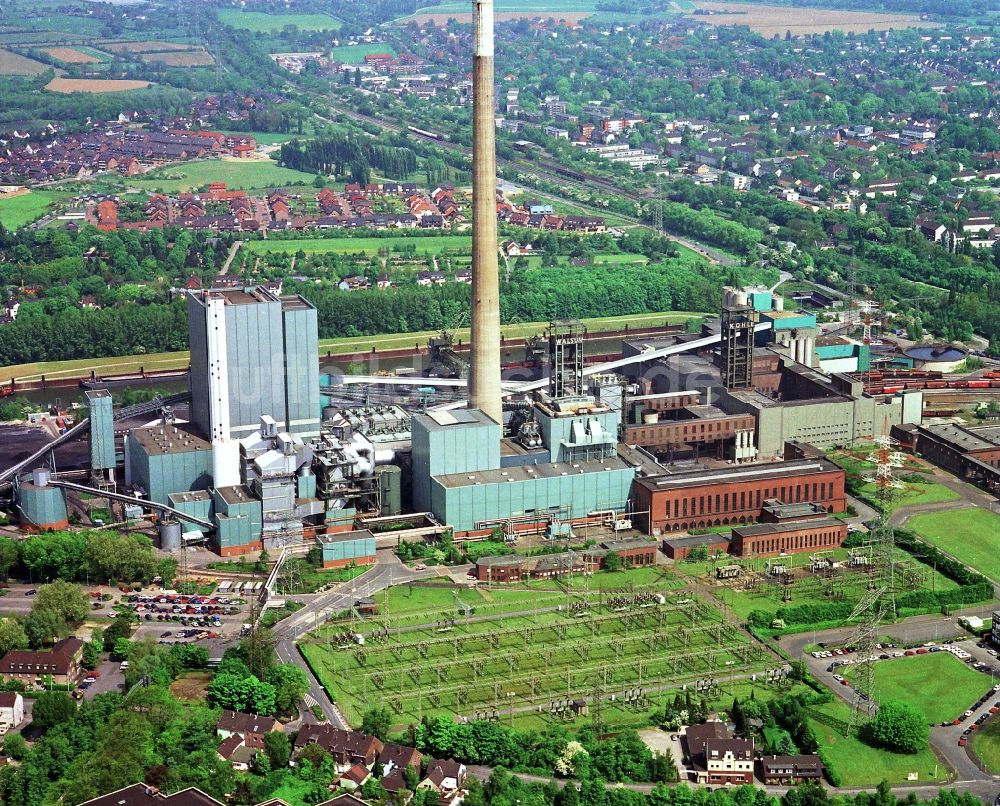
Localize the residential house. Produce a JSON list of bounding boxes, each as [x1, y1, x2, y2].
[[418, 759, 466, 798], [315, 795, 371, 806], [338, 763, 371, 791], [417, 271, 446, 286], [218, 732, 264, 771], [758, 754, 824, 784], [294, 724, 383, 771], [0, 636, 83, 686], [379, 743, 423, 777], [684, 721, 754, 786], [78, 783, 227, 806], [915, 216, 948, 243], [0, 692, 24, 727]]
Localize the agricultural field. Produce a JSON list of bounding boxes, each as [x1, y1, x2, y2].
[[41, 46, 102, 63], [685, 546, 957, 623], [245, 235, 472, 256], [216, 10, 342, 33], [45, 77, 151, 93], [971, 714, 1000, 774], [330, 44, 399, 64], [299, 576, 769, 729], [140, 48, 214, 67], [805, 698, 949, 786], [908, 508, 1000, 584], [844, 653, 992, 724], [0, 48, 50, 75], [0, 190, 69, 231], [125, 158, 316, 193], [103, 41, 193, 54], [684, 2, 942, 36]]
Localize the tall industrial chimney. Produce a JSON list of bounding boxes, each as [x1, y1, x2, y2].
[[469, 0, 502, 424]]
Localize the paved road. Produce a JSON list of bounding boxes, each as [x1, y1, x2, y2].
[[274, 550, 452, 728]]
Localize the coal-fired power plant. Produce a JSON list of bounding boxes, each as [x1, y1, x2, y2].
[[469, 0, 502, 425]]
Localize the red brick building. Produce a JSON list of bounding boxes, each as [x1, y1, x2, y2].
[[729, 518, 847, 557], [632, 457, 846, 534]]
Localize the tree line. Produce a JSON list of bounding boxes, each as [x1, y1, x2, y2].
[[280, 133, 419, 182]]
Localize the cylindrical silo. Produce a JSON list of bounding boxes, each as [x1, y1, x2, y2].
[[158, 519, 183, 552], [375, 465, 402, 517]]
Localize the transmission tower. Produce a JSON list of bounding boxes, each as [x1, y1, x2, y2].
[[845, 435, 905, 734]]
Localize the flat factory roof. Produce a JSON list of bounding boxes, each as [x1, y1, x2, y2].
[[732, 517, 844, 537], [130, 424, 211, 456], [435, 456, 633, 489], [216, 485, 255, 506], [635, 458, 839, 492], [316, 529, 374, 544], [663, 533, 731, 548], [417, 408, 498, 430], [168, 490, 212, 504], [923, 424, 1000, 452]]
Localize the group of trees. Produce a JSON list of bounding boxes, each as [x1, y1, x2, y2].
[[1, 530, 176, 588], [0, 580, 90, 653], [280, 133, 418, 182], [207, 628, 308, 717]]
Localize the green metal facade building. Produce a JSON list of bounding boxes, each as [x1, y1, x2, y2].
[[86, 390, 116, 471], [316, 529, 377, 568], [411, 409, 501, 512], [429, 458, 635, 532], [125, 425, 214, 506], [187, 288, 320, 442]]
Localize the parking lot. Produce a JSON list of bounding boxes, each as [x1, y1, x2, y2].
[[100, 585, 255, 645]]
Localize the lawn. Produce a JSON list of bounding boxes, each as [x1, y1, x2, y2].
[[972, 714, 1000, 774], [216, 10, 342, 32], [246, 235, 472, 256], [806, 698, 948, 786], [845, 653, 992, 724], [908, 508, 1000, 584], [331, 44, 398, 64], [0, 190, 69, 230], [127, 158, 316, 193]]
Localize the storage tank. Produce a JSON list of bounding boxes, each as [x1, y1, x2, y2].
[[773, 296, 785, 311], [158, 519, 183, 552], [17, 472, 68, 532], [375, 464, 402, 517]]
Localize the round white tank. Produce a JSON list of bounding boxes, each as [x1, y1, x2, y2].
[[774, 296, 785, 311]]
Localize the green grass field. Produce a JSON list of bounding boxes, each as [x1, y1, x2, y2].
[[845, 654, 992, 724], [331, 44, 398, 64], [0, 190, 69, 230], [126, 159, 316, 193], [216, 10, 342, 32], [908, 508, 1000, 584], [0, 310, 707, 383], [247, 235, 471, 256], [972, 713, 1000, 774], [806, 698, 948, 786]]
